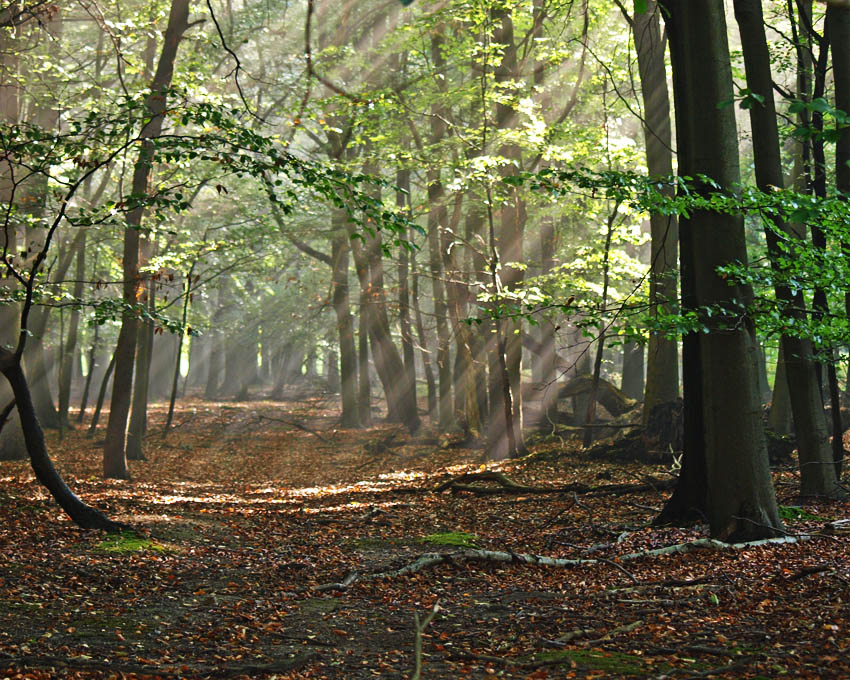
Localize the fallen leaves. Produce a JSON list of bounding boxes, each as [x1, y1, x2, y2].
[[0, 395, 848, 678]]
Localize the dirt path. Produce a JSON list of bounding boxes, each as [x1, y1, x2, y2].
[[1, 395, 848, 678]]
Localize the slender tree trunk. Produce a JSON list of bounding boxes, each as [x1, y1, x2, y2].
[[103, 0, 190, 479], [634, 0, 680, 422], [396, 168, 418, 416], [331, 229, 359, 427], [58, 232, 86, 425], [126, 284, 154, 461], [829, 0, 850, 478], [78, 324, 99, 423], [88, 351, 116, 435], [735, 0, 839, 497]]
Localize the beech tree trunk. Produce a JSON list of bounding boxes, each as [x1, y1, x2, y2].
[[829, 0, 850, 478], [658, 0, 782, 540], [734, 0, 839, 497], [331, 228, 359, 428], [634, 0, 679, 421], [103, 0, 190, 479]]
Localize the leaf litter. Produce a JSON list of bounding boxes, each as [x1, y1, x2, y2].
[[0, 393, 848, 679]]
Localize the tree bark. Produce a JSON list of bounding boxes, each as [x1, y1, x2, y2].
[[828, 0, 850, 478], [103, 0, 190, 479], [734, 0, 839, 497], [658, 0, 782, 540], [634, 0, 680, 421], [331, 228, 359, 427]]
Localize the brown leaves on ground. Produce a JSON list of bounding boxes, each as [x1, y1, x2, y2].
[[0, 392, 849, 679]]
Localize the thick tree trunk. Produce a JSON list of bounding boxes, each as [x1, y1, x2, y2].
[[634, 0, 680, 421], [103, 0, 190, 479], [658, 0, 782, 540], [735, 0, 839, 497]]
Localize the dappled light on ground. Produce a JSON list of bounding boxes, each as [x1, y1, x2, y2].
[[1, 395, 849, 679]]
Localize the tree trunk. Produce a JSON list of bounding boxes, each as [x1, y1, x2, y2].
[[735, 0, 839, 497], [767, 342, 794, 436], [658, 0, 782, 540], [828, 0, 850, 478], [331, 229, 359, 427], [1, 350, 126, 531], [620, 341, 644, 401], [103, 0, 190, 479], [58, 231, 86, 425], [634, 0, 680, 422]]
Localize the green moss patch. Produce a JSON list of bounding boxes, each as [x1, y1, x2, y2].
[[95, 532, 168, 554], [421, 531, 479, 548], [530, 649, 646, 674], [778, 506, 821, 521]]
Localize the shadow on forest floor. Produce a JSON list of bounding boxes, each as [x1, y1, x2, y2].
[[0, 390, 848, 678]]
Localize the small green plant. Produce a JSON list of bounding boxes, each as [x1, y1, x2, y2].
[[96, 532, 166, 554], [778, 506, 820, 522], [421, 531, 480, 548]]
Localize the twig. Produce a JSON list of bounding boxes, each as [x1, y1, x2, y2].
[[412, 601, 440, 680], [256, 414, 331, 443]]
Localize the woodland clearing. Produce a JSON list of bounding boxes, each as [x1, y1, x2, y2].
[[1, 393, 848, 680]]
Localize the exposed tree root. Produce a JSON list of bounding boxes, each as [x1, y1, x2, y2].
[[433, 471, 674, 496]]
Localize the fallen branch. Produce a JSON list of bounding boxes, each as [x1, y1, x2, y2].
[[256, 414, 331, 443], [310, 535, 810, 591]]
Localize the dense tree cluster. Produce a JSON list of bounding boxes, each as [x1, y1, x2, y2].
[[1, 0, 849, 539]]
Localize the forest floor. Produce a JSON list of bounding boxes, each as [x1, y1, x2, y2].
[[1, 390, 849, 680]]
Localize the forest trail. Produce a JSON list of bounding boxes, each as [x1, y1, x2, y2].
[[1, 394, 848, 679]]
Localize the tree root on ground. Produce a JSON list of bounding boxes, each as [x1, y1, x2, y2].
[[433, 470, 674, 496]]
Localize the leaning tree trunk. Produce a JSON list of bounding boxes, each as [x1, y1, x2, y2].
[[0, 350, 126, 532], [103, 0, 190, 479], [658, 0, 782, 540]]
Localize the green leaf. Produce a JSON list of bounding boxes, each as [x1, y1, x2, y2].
[[634, 0, 648, 13]]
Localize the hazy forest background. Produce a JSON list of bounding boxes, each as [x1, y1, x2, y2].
[[1, 0, 850, 678]]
